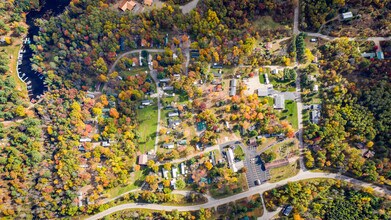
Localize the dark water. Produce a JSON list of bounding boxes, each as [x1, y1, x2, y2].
[[19, 0, 70, 101]]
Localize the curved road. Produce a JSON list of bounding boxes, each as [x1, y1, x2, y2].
[[86, 171, 390, 220], [108, 49, 165, 73]]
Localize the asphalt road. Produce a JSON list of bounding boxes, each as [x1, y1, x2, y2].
[[85, 171, 390, 220]]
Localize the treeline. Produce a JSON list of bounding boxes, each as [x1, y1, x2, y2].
[[264, 179, 390, 219]]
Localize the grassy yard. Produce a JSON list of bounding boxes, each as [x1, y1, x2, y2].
[[281, 100, 298, 129], [269, 161, 300, 183], [105, 170, 145, 198], [234, 145, 245, 161], [210, 174, 248, 199], [264, 139, 298, 160], [136, 102, 158, 153], [255, 16, 290, 31], [259, 73, 265, 84], [119, 67, 149, 78], [1, 42, 27, 94]]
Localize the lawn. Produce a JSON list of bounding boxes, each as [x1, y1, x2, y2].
[[1, 42, 27, 93], [119, 66, 149, 78], [136, 102, 158, 153], [281, 100, 298, 129], [105, 170, 145, 198], [269, 161, 299, 183], [259, 73, 265, 84], [263, 139, 299, 161], [210, 174, 248, 199], [268, 73, 296, 92], [234, 145, 245, 161], [254, 16, 290, 31]]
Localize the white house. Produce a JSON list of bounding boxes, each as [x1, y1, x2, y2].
[[342, 11, 353, 20], [168, 111, 179, 117], [162, 168, 169, 179], [163, 143, 175, 149], [180, 163, 186, 175], [313, 84, 319, 92], [226, 148, 238, 172], [274, 95, 285, 109], [80, 138, 91, 142], [172, 167, 178, 178]]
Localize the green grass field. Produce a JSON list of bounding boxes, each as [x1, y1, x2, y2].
[[281, 100, 298, 129], [259, 73, 265, 84], [105, 170, 144, 198], [269, 161, 299, 183], [136, 102, 158, 153], [255, 16, 289, 31], [1, 43, 27, 93]]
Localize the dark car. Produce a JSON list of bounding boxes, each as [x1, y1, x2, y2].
[[282, 205, 293, 216], [254, 180, 261, 186]]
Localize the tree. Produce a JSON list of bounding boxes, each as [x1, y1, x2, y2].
[[175, 179, 186, 189], [14, 105, 26, 117], [204, 161, 213, 170], [109, 108, 119, 118], [164, 163, 172, 171]]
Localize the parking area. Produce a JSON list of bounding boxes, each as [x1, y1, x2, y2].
[[244, 145, 269, 188]]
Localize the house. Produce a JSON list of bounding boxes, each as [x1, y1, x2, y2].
[[265, 42, 272, 50], [212, 63, 223, 69], [190, 50, 200, 58], [168, 111, 179, 117], [86, 94, 95, 99], [271, 69, 278, 74], [377, 51, 384, 60], [178, 140, 187, 145], [226, 148, 238, 172], [361, 52, 376, 58], [173, 53, 178, 60], [248, 138, 257, 146], [258, 87, 268, 97], [364, 150, 375, 158], [162, 168, 169, 179], [310, 38, 317, 42], [118, 0, 136, 11], [180, 163, 186, 175], [163, 143, 175, 149], [163, 86, 174, 91], [172, 167, 178, 178], [342, 11, 353, 20], [313, 84, 319, 92], [264, 73, 270, 85], [102, 141, 111, 147], [80, 138, 91, 142], [159, 78, 170, 83], [311, 109, 321, 124], [171, 179, 177, 189], [0, 36, 5, 44], [143, 0, 153, 6], [138, 154, 148, 165], [274, 95, 285, 109], [230, 79, 237, 87], [229, 79, 237, 96], [141, 100, 153, 106], [168, 119, 181, 128]]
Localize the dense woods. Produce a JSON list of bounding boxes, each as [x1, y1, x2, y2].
[[304, 38, 391, 184], [264, 179, 390, 219]]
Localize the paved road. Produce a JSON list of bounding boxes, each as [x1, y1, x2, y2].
[[108, 49, 165, 73], [180, 0, 200, 14], [86, 171, 390, 220], [293, 3, 299, 35]]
